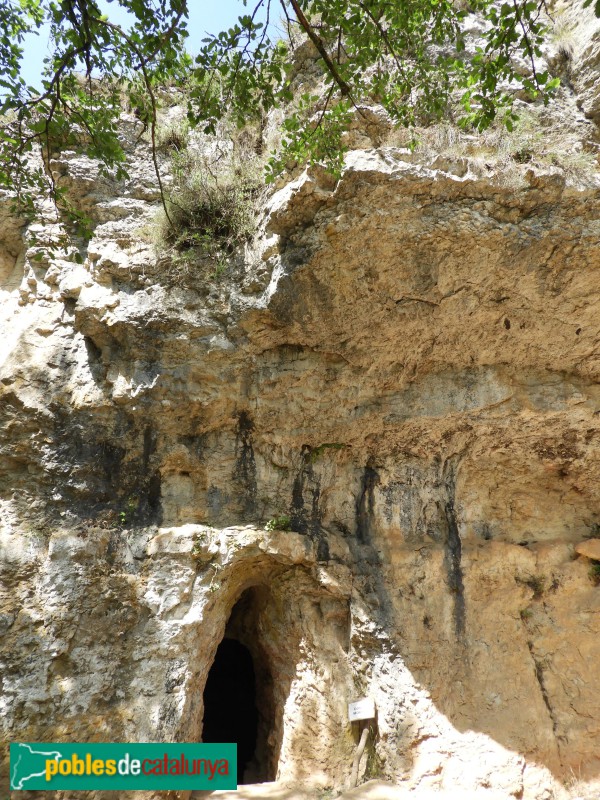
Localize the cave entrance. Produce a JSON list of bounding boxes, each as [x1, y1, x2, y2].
[[202, 587, 279, 784], [202, 638, 258, 784]]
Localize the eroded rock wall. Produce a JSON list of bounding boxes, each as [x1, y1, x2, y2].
[[2, 10, 600, 798]]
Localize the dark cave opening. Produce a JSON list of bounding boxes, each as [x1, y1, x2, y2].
[[202, 638, 258, 784], [202, 586, 283, 784], [198, 582, 349, 785]]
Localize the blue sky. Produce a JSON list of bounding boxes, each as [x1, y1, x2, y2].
[[20, 1, 272, 90]]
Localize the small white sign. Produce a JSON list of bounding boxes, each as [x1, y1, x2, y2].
[[348, 697, 376, 722]]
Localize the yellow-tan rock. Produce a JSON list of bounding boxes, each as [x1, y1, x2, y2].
[[2, 11, 600, 800]]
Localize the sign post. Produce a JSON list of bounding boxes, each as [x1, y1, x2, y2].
[[348, 697, 376, 723], [348, 697, 376, 787]]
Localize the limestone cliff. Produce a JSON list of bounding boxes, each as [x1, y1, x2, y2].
[[2, 5, 600, 799]]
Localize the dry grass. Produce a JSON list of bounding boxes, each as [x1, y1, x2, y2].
[[386, 105, 599, 187], [549, 6, 577, 62], [564, 770, 600, 800], [155, 115, 190, 153], [151, 122, 267, 289]]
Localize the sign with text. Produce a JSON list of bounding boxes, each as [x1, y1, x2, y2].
[[348, 697, 376, 722], [10, 742, 237, 791]]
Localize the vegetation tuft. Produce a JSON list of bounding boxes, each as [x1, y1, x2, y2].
[[265, 515, 292, 532], [394, 107, 598, 186], [589, 560, 600, 586], [155, 117, 190, 153], [153, 124, 266, 287], [525, 574, 546, 599]]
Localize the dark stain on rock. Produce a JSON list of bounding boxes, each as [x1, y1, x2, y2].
[[41, 400, 169, 525], [311, 480, 329, 561], [142, 425, 156, 471], [444, 497, 465, 638], [290, 446, 311, 533], [526, 640, 558, 735], [207, 484, 228, 518], [178, 432, 208, 461], [290, 446, 328, 560], [477, 522, 493, 541], [233, 411, 257, 519], [346, 461, 394, 627], [146, 470, 162, 512], [99, 441, 126, 487], [356, 462, 379, 543]]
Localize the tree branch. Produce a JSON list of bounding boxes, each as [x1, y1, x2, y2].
[[285, 0, 354, 98], [97, 16, 173, 226]]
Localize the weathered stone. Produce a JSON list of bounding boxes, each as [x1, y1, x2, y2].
[[1, 16, 600, 799], [575, 538, 600, 560]]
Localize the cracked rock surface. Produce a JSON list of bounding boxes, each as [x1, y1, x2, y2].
[[2, 10, 600, 798]]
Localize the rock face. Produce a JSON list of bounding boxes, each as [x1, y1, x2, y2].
[[2, 12, 600, 800]]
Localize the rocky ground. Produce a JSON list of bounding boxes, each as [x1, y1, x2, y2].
[[194, 777, 600, 799]]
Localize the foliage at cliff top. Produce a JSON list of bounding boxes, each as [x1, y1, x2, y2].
[[0, 0, 592, 225]]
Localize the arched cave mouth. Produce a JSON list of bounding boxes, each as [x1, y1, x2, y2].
[[202, 639, 258, 783], [202, 587, 279, 784]]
